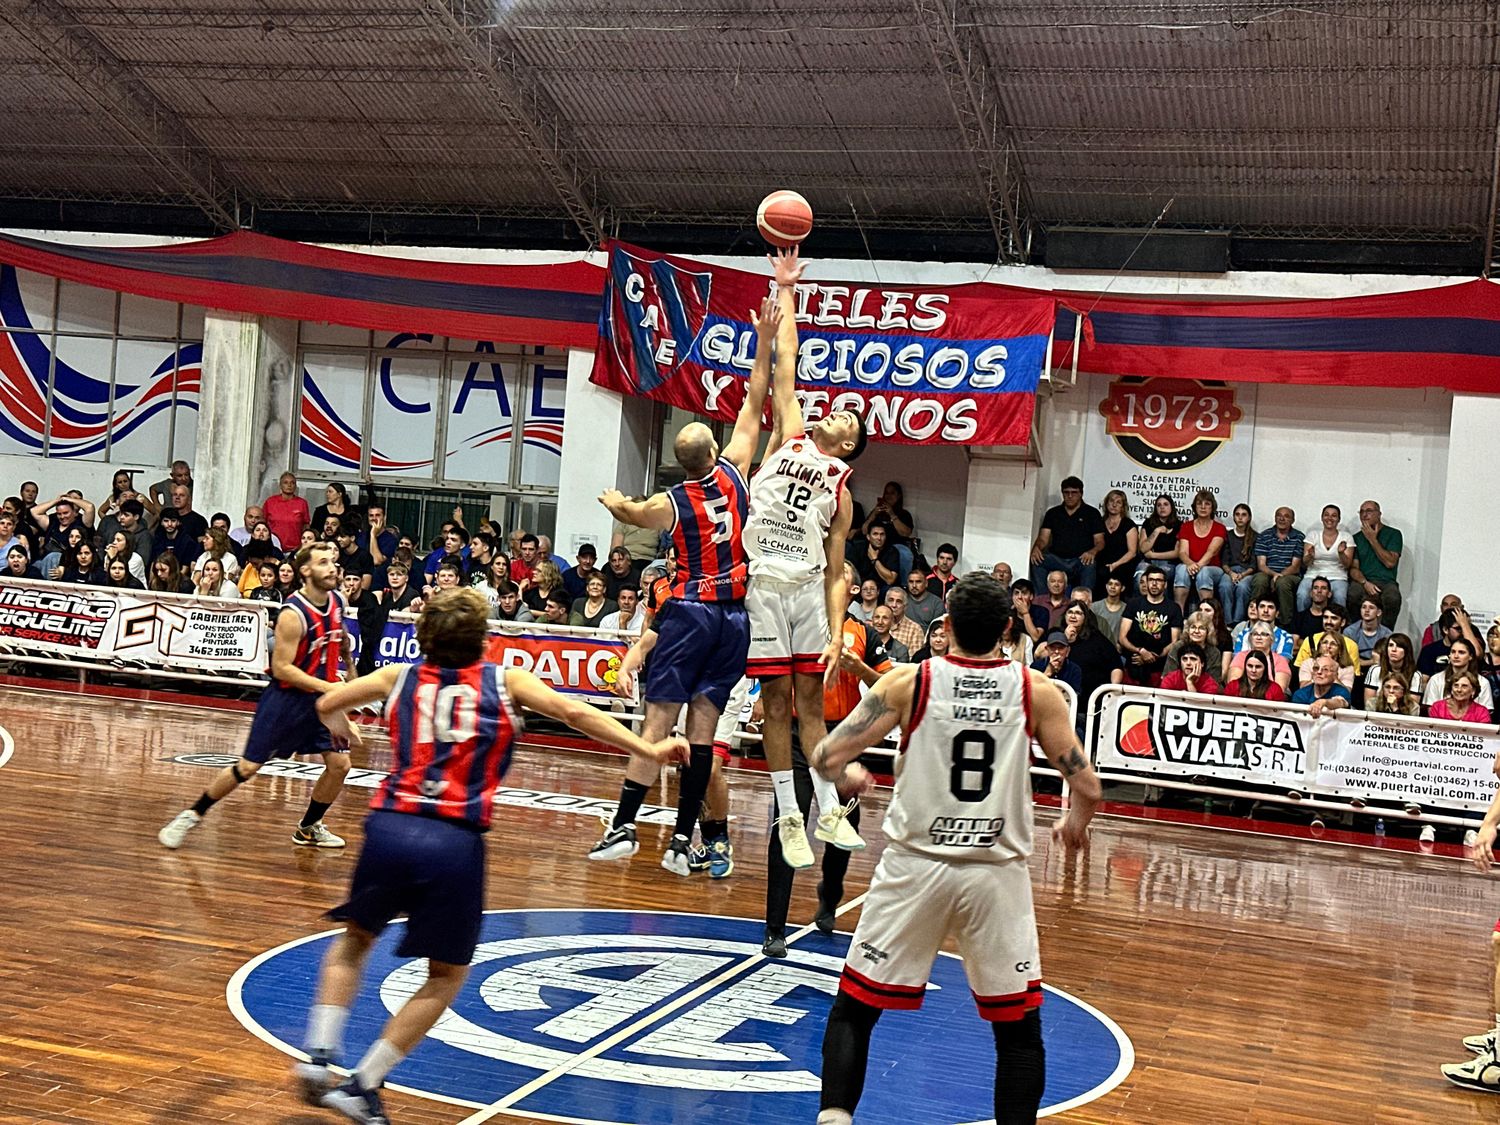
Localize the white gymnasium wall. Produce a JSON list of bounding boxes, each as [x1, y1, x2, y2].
[[847, 440, 970, 560], [1038, 378, 1452, 635], [0, 453, 168, 506]]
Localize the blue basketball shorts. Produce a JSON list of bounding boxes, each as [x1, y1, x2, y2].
[[241, 682, 335, 764], [645, 598, 750, 713]]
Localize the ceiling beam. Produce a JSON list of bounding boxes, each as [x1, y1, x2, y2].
[[911, 0, 1037, 263], [1, 0, 242, 230], [418, 1, 611, 247]]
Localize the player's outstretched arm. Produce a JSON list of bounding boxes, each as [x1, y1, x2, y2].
[[819, 489, 855, 684], [722, 294, 779, 476], [505, 667, 688, 765], [314, 663, 403, 750], [613, 628, 657, 700], [769, 247, 806, 443], [811, 662, 916, 791], [1028, 670, 1101, 849], [598, 488, 674, 531]]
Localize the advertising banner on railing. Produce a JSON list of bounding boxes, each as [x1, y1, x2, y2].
[[0, 577, 270, 675], [590, 241, 1056, 447], [1093, 687, 1500, 811]]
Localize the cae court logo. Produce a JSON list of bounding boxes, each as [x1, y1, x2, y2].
[[231, 909, 1131, 1123], [1098, 375, 1242, 471], [607, 249, 713, 392]]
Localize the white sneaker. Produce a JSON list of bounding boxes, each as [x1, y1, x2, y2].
[[1419, 825, 1436, 844], [292, 821, 346, 848], [776, 810, 814, 869], [1464, 1030, 1496, 1055], [1442, 1049, 1500, 1093], [158, 809, 201, 849], [815, 800, 865, 851]]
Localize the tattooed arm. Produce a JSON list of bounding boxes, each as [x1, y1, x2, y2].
[[811, 663, 917, 783], [1026, 668, 1102, 848]]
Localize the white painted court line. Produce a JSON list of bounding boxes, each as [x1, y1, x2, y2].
[[0, 723, 12, 769], [451, 893, 870, 1125]]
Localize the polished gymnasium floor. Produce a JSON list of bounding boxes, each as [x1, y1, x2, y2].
[[0, 677, 1494, 1124]]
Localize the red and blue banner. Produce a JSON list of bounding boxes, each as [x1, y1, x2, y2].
[[590, 242, 1056, 446]]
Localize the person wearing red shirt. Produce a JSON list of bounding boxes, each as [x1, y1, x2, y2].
[[1158, 643, 1221, 695], [509, 532, 539, 588], [264, 472, 311, 552], [1222, 649, 1287, 702], [1174, 488, 1227, 612]]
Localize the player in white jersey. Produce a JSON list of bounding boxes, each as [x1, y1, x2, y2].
[[810, 572, 1102, 1125], [744, 247, 869, 879]]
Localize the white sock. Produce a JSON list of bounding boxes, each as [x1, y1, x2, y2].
[[770, 771, 798, 819], [810, 770, 842, 818], [817, 1110, 853, 1125], [354, 1037, 404, 1090], [305, 1004, 348, 1057]]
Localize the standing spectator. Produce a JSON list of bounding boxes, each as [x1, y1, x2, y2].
[[1173, 488, 1226, 612], [562, 544, 602, 600], [849, 523, 899, 594], [357, 503, 398, 590], [903, 570, 945, 630], [1159, 643, 1220, 695], [570, 573, 617, 627], [1134, 495, 1181, 585], [611, 502, 662, 563], [849, 578, 881, 624], [193, 557, 239, 599], [1092, 574, 1129, 651], [1290, 656, 1352, 715], [928, 543, 958, 602], [1094, 488, 1139, 597], [164, 484, 209, 541], [883, 588, 925, 656], [510, 533, 541, 588], [1248, 506, 1304, 626], [860, 480, 915, 547], [1031, 630, 1083, 695], [1347, 499, 1404, 628], [1119, 565, 1183, 685], [1363, 634, 1424, 708], [1429, 670, 1491, 724], [1344, 596, 1393, 670], [1369, 673, 1420, 715], [151, 512, 200, 566], [1216, 503, 1258, 624], [148, 460, 192, 514], [1028, 476, 1104, 591], [601, 546, 643, 599], [869, 605, 909, 663], [1299, 504, 1352, 612], [311, 482, 361, 534], [148, 551, 193, 594], [263, 472, 310, 551], [1224, 649, 1286, 702]]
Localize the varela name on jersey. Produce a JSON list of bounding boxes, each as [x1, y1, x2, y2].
[[745, 436, 852, 582], [884, 655, 1035, 864]]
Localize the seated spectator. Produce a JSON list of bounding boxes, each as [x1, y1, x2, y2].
[[333, 525, 374, 592], [1417, 609, 1474, 675], [425, 560, 465, 602], [341, 571, 378, 621], [311, 482, 361, 536], [1118, 566, 1183, 685], [884, 588, 926, 655], [41, 525, 90, 580], [1298, 504, 1352, 612], [5, 544, 40, 580], [102, 556, 144, 590], [274, 559, 300, 600], [1159, 642, 1220, 695], [1343, 596, 1393, 670], [999, 613, 1033, 667], [1201, 596, 1235, 657], [1029, 476, 1105, 591], [98, 497, 153, 562], [95, 469, 138, 526], [537, 534, 569, 574], [163, 483, 208, 541], [1060, 603, 1122, 706], [510, 533, 542, 588], [1423, 638, 1494, 711], [245, 561, 282, 601], [1032, 630, 1083, 695], [870, 605, 910, 663], [263, 472, 310, 552], [1223, 649, 1286, 702], [541, 588, 572, 626], [861, 480, 915, 547], [1164, 611, 1224, 680], [1134, 495, 1181, 587], [1369, 673, 1420, 716], [492, 581, 534, 624], [1487, 623, 1500, 702], [1289, 577, 1336, 647], [904, 570, 945, 630], [1297, 633, 1356, 693], [1290, 656, 1352, 715], [192, 528, 242, 580], [1248, 506, 1304, 626], [241, 522, 284, 569], [612, 502, 663, 563], [299, 529, 318, 552], [1009, 579, 1048, 643], [148, 551, 193, 594], [1346, 499, 1403, 628], [563, 543, 602, 600], [850, 523, 900, 593], [1226, 623, 1294, 692], [602, 546, 644, 599], [193, 557, 239, 599], [464, 532, 502, 585], [929, 543, 959, 602], [472, 556, 511, 611], [912, 616, 949, 662], [0, 508, 23, 560], [32, 490, 95, 551], [318, 513, 345, 543], [570, 573, 618, 627], [102, 530, 147, 585], [988, 560, 1012, 589], [1092, 574, 1129, 651], [524, 560, 564, 614], [379, 563, 422, 613], [424, 526, 471, 580], [1173, 488, 1226, 611], [1232, 596, 1295, 661], [1292, 607, 1359, 669], [148, 460, 193, 514], [849, 578, 881, 624], [599, 586, 644, 633], [1428, 670, 1492, 724], [1363, 633, 1425, 709], [1069, 585, 1094, 607], [1094, 489, 1138, 596], [1037, 569, 1070, 630], [1420, 593, 1464, 649], [230, 504, 278, 550], [358, 503, 397, 588], [152, 511, 201, 567], [59, 541, 106, 586]]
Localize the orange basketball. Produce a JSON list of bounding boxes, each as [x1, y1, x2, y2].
[[757, 190, 813, 247]]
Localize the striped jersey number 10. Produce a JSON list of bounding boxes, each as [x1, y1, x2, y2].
[[414, 681, 479, 743]]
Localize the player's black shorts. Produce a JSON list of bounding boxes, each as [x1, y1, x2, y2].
[[329, 810, 486, 965], [241, 682, 335, 764]]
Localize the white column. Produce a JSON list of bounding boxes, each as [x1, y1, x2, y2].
[[556, 348, 654, 555], [1433, 393, 1498, 616], [960, 455, 1044, 576], [195, 311, 264, 520]]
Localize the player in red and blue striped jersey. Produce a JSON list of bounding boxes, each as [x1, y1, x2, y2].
[[289, 588, 687, 1123], [158, 542, 356, 851], [590, 293, 783, 875]]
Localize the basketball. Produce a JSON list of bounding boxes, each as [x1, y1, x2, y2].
[[757, 189, 813, 247]]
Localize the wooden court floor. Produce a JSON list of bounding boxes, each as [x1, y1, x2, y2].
[[0, 679, 1496, 1124]]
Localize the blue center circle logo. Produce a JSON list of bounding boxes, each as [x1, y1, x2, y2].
[[229, 909, 1131, 1122]]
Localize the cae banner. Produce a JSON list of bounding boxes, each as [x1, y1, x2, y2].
[[591, 241, 1055, 447]]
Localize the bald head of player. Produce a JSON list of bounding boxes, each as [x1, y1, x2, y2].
[[945, 572, 1013, 658], [673, 421, 719, 476]]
